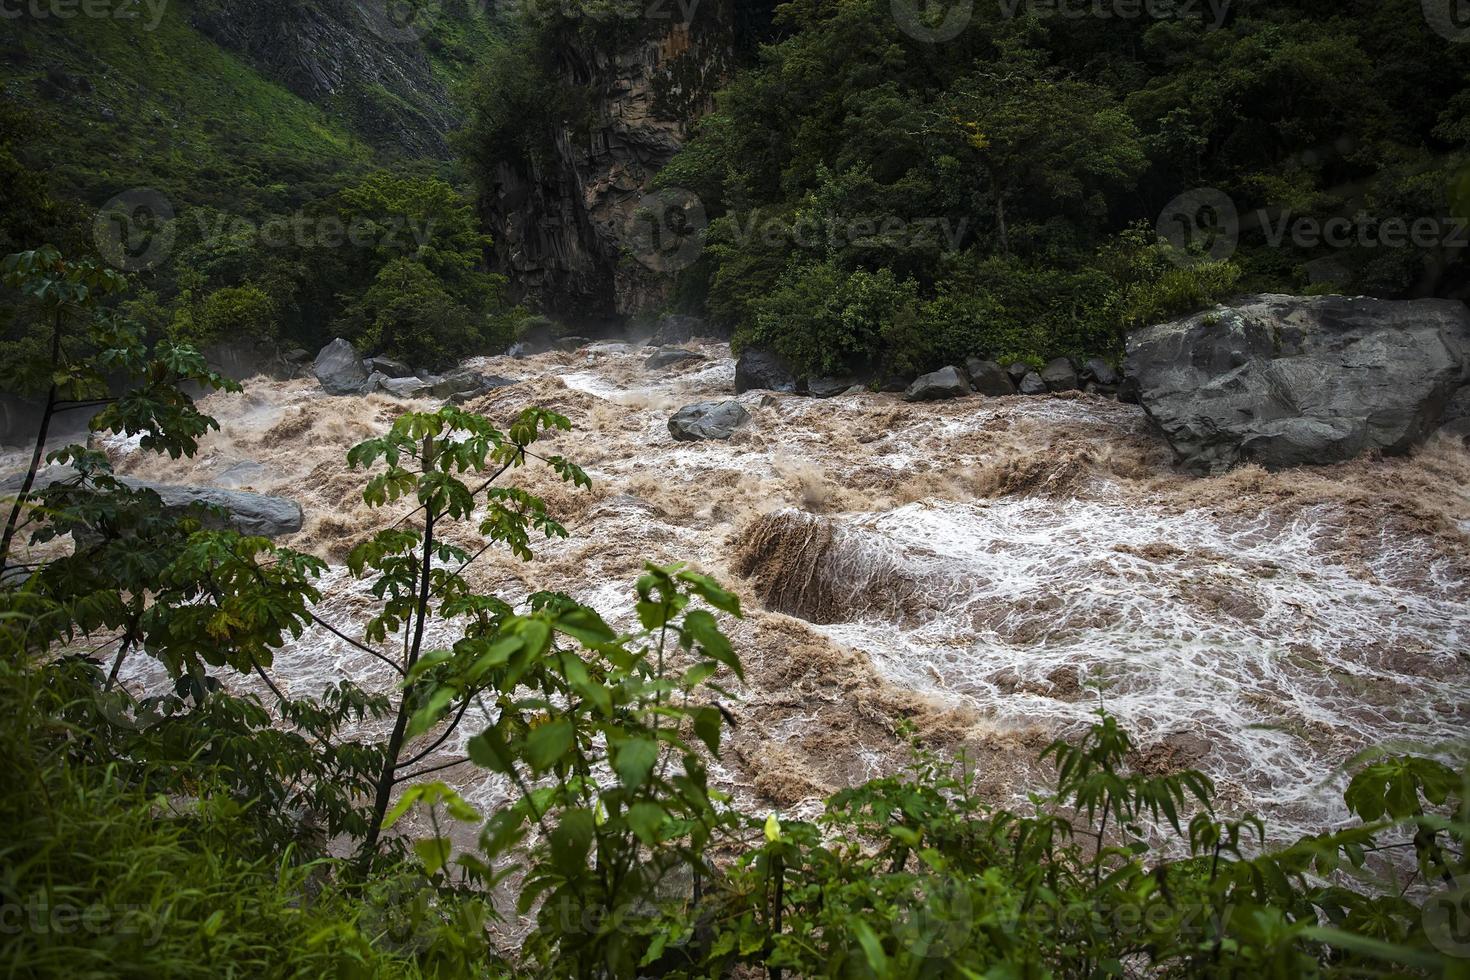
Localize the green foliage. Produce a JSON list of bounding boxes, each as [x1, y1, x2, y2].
[[4, 252, 1467, 976], [635, 0, 1470, 373]]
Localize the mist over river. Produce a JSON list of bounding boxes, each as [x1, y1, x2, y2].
[[97, 341, 1470, 842]]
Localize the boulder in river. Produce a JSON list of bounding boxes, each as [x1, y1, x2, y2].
[[1125, 294, 1470, 473], [1040, 357, 1080, 392], [378, 376, 438, 399], [0, 467, 303, 538], [669, 400, 751, 441], [807, 376, 861, 399], [735, 349, 799, 394], [313, 338, 372, 395], [903, 366, 971, 402], [1006, 362, 1031, 386], [1019, 371, 1048, 396], [368, 355, 413, 377], [965, 358, 1017, 396], [645, 346, 706, 370]]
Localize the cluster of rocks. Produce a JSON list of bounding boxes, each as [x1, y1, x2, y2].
[[730, 348, 1121, 404], [310, 339, 515, 402], [903, 357, 1120, 402]]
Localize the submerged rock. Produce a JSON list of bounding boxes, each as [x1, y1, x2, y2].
[[313, 338, 371, 395], [903, 366, 971, 402], [668, 400, 750, 441], [1126, 294, 1470, 473]]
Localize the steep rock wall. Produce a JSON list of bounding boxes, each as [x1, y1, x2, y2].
[[485, 4, 758, 323]]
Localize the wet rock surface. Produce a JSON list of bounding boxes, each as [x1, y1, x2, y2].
[[668, 400, 750, 441], [313, 338, 372, 396], [903, 366, 971, 402], [735, 349, 800, 394], [1127, 294, 1470, 473]]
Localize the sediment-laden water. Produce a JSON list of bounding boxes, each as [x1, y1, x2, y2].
[[87, 342, 1470, 839]]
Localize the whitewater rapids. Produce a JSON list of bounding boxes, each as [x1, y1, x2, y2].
[[96, 342, 1470, 840]]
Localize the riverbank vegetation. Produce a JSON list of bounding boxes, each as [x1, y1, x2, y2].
[[2, 250, 1468, 976]]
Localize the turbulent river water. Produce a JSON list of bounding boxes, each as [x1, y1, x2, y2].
[[81, 341, 1470, 841]]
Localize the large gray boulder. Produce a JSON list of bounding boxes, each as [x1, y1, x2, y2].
[[0, 468, 303, 537], [965, 358, 1017, 397], [735, 349, 799, 394], [903, 366, 971, 402], [1125, 294, 1470, 474], [313, 338, 372, 395], [668, 401, 751, 441]]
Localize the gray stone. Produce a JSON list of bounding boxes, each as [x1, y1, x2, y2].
[[645, 346, 706, 370], [1437, 385, 1470, 443], [1082, 358, 1121, 387], [448, 376, 518, 405], [1006, 362, 1031, 385], [0, 467, 303, 538], [368, 355, 413, 377], [1019, 372, 1048, 396], [668, 400, 751, 441], [1125, 294, 1470, 473], [313, 338, 372, 395], [903, 366, 971, 402], [378, 376, 439, 399], [807, 376, 860, 399], [735, 349, 799, 394], [965, 358, 1017, 397], [1040, 357, 1080, 392]]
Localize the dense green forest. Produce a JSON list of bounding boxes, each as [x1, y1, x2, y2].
[[4, 0, 1470, 975], [461, 0, 1470, 375]]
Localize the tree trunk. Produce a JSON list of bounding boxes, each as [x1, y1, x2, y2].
[[361, 437, 438, 861], [0, 309, 63, 572]]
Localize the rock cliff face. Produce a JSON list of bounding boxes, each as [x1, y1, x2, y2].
[[484, 4, 761, 322], [188, 0, 469, 157]]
